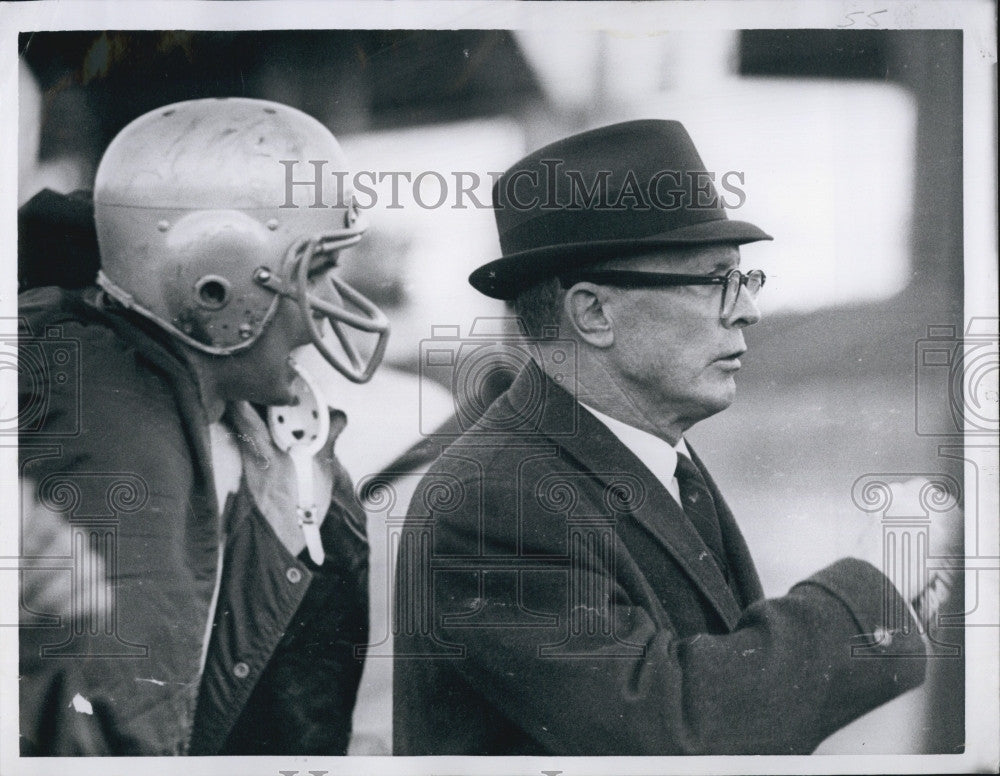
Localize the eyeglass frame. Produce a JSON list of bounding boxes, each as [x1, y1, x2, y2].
[[558, 268, 766, 316]]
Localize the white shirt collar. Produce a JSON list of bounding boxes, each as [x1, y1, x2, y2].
[[579, 402, 689, 504]]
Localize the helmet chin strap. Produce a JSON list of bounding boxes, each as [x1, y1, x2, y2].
[[266, 357, 330, 565]]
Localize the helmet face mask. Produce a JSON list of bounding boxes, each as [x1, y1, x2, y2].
[[94, 97, 389, 385], [255, 237, 390, 384]]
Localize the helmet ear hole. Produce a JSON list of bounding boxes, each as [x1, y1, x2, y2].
[[195, 276, 231, 309]]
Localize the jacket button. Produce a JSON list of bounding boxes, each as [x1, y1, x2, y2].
[[233, 661, 250, 679], [286, 567, 302, 584]]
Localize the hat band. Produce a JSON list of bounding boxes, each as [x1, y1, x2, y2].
[[499, 202, 728, 257]]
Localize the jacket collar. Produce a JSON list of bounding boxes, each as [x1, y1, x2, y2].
[[81, 289, 218, 516]]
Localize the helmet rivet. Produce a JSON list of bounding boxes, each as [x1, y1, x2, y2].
[[266, 218, 279, 231], [157, 220, 170, 232], [254, 268, 272, 283], [238, 324, 254, 339]]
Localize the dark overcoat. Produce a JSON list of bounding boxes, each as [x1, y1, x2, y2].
[[393, 364, 926, 755]]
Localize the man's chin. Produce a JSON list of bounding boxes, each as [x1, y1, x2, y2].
[[246, 380, 298, 408], [267, 386, 298, 407], [693, 382, 737, 419]]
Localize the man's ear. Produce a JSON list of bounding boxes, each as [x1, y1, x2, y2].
[[563, 283, 614, 348]]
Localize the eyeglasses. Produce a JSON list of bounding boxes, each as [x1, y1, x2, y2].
[[560, 268, 766, 318]]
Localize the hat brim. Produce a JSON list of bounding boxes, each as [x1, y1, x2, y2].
[[470, 218, 773, 300]]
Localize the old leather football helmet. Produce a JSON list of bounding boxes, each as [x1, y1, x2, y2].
[[94, 97, 389, 383]]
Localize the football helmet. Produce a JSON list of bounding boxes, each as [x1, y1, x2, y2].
[[94, 97, 389, 383]]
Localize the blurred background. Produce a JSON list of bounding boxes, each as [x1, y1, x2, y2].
[[19, 28, 976, 755]]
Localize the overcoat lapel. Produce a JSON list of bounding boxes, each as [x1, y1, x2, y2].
[[499, 365, 746, 629]]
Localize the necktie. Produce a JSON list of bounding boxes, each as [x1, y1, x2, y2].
[[674, 454, 729, 580]]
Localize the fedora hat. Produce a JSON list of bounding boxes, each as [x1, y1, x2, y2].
[[469, 119, 772, 300]]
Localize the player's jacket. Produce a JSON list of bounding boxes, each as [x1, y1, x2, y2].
[[19, 285, 369, 755]]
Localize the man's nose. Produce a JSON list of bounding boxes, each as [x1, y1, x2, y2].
[[723, 287, 762, 329]]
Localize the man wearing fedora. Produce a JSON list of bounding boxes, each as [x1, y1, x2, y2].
[[393, 120, 930, 755]]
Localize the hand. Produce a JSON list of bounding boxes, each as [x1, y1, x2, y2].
[[846, 476, 963, 625]]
